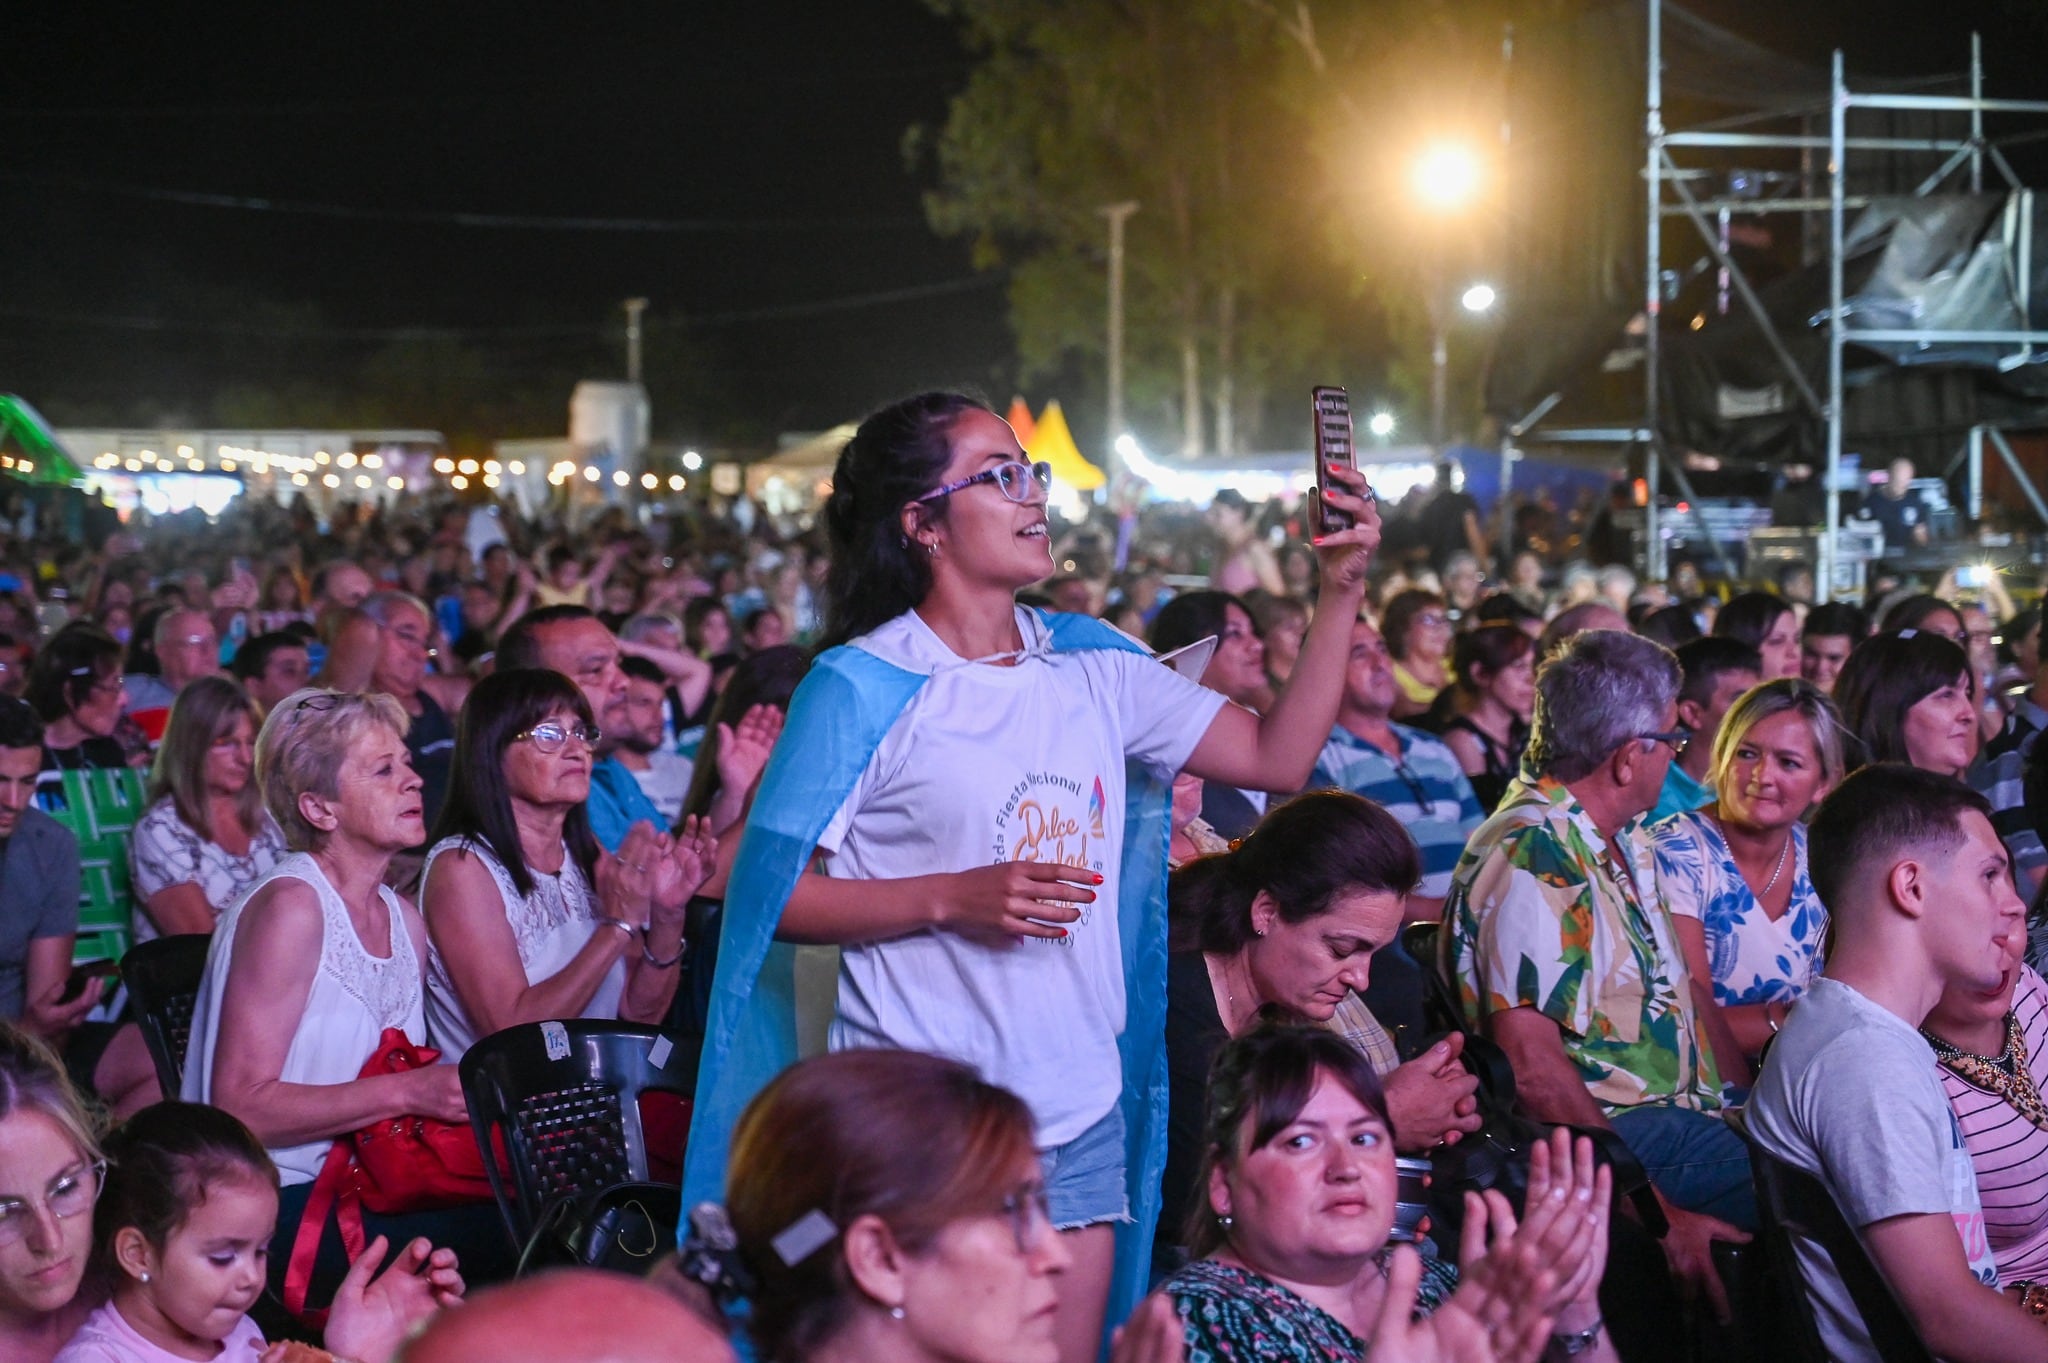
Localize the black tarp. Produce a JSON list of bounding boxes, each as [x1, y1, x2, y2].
[[1482, 1, 2043, 466]]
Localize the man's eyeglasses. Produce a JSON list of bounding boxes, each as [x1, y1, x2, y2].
[[1639, 727, 1692, 756], [518, 722, 601, 754], [916, 460, 1053, 506], [999, 1180, 1054, 1255], [0, 1159, 105, 1249]]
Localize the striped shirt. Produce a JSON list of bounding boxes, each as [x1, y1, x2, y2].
[[1311, 722, 1483, 900], [1935, 967, 2048, 1284]]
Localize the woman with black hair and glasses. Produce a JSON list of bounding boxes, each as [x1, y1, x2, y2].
[[686, 391, 1378, 1363], [420, 668, 715, 1061]]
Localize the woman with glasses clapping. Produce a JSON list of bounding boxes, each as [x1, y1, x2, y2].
[[686, 392, 1379, 1363], [420, 669, 715, 1061]]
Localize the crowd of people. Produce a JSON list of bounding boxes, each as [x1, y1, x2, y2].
[[0, 391, 2044, 1362]]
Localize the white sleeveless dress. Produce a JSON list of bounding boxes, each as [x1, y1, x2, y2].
[[182, 851, 426, 1186], [419, 835, 626, 1060]]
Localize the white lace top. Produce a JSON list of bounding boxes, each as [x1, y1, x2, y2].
[[182, 852, 426, 1186], [127, 797, 286, 942], [420, 835, 626, 1060]]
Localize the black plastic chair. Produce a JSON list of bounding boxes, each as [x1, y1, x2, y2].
[[1733, 1111, 1933, 1363], [119, 934, 212, 1095], [459, 1020, 696, 1257]]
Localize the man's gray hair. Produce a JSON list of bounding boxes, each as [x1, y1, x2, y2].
[[358, 589, 430, 629], [1528, 629, 1681, 783]]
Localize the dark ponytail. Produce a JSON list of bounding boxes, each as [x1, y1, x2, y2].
[[1168, 791, 1420, 955], [820, 392, 991, 648]]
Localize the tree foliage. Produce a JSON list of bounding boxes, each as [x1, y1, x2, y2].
[[913, 0, 1589, 454]]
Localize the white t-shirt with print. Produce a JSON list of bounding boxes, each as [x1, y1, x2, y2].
[[819, 608, 1226, 1147]]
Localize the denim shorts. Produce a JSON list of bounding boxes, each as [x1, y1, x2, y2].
[[1041, 1103, 1130, 1230]]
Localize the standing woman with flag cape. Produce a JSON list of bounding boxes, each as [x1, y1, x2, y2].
[[683, 392, 1378, 1362]]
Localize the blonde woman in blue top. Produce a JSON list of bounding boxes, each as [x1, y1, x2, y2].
[[1651, 678, 1843, 1087]]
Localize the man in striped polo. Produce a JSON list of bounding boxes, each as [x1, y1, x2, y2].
[[1311, 617, 1483, 923]]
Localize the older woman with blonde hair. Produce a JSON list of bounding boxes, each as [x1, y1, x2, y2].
[[1652, 678, 1845, 1086], [127, 675, 285, 940], [183, 688, 512, 1312]]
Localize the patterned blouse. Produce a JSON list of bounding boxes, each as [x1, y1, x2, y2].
[[1168, 1259, 1363, 1362], [1650, 811, 1826, 1008], [127, 796, 286, 943], [1446, 775, 1721, 1114], [1166, 1256, 1454, 1362]]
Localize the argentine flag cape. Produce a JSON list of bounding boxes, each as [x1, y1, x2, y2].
[[680, 609, 1176, 1331]]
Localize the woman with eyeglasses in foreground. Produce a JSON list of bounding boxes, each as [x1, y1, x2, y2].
[[1167, 1022, 1618, 1363], [420, 667, 715, 1062], [182, 689, 513, 1310], [0, 1026, 449, 1363], [686, 392, 1379, 1363]]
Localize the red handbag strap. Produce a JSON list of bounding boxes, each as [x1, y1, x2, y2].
[[283, 1140, 370, 1326]]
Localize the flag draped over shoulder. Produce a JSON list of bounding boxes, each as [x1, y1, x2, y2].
[[681, 610, 1177, 1332]]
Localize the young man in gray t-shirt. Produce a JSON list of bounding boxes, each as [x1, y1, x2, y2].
[[1748, 765, 2040, 1361]]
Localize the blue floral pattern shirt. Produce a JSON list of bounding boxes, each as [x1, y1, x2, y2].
[[1649, 809, 1826, 1008]]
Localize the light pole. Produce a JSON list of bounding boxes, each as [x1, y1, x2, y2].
[[1410, 143, 1483, 451], [1099, 201, 1139, 479], [623, 297, 648, 384]]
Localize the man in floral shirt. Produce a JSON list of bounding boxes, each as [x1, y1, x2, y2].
[[1444, 629, 1751, 1320]]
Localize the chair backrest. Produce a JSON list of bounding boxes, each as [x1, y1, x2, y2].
[[48, 768, 148, 967], [1738, 1117, 1934, 1363], [459, 1020, 696, 1247], [119, 934, 213, 1095]]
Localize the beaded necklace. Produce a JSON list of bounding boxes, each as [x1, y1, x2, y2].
[[1922, 1013, 2048, 1134]]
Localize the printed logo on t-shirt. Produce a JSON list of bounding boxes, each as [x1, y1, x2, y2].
[[995, 770, 1111, 948]]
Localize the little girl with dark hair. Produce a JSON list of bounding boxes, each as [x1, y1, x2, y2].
[[56, 1102, 462, 1363]]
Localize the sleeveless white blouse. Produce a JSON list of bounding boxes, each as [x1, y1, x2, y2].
[[182, 852, 425, 1186], [420, 835, 626, 1061]]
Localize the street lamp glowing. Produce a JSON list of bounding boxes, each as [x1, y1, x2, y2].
[[1460, 283, 1497, 313], [1368, 412, 1396, 439], [1412, 143, 1481, 210]]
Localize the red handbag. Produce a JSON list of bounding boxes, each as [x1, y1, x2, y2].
[[283, 1028, 495, 1323]]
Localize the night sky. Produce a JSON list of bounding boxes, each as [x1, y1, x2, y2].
[[5, 1, 2042, 448]]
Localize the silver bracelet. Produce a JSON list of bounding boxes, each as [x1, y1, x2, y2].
[[642, 933, 687, 969], [597, 916, 637, 942], [1551, 1319, 1604, 1357]]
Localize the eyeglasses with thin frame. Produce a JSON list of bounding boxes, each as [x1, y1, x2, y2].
[[999, 1179, 1054, 1256], [517, 721, 601, 754], [0, 1159, 105, 1249], [1638, 727, 1692, 756], [916, 460, 1053, 506]]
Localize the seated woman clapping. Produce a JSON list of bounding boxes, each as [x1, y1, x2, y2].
[[183, 689, 513, 1306], [128, 676, 285, 940], [1164, 1022, 1618, 1363], [420, 668, 715, 1060]]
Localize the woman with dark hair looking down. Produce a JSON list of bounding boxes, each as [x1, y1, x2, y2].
[[420, 668, 714, 1061], [686, 390, 1379, 1362], [1158, 792, 1481, 1277]]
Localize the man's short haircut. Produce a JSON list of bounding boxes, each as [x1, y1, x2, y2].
[[497, 605, 598, 673], [1674, 636, 1763, 709], [619, 655, 666, 687], [308, 559, 361, 601], [358, 589, 430, 630], [1803, 601, 1869, 643], [618, 612, 681, 645], [232, 631, 309, 682], [1527, 629, 1682, 784], [152, 606, 211, 649], [0, 695, 45, 751], [1807, 764, 1991, 920]]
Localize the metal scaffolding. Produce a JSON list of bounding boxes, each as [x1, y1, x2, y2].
[[1632, 3, 2048, 597]]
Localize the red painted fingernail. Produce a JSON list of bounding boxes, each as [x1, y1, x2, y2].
[[1092, 873, 1105, 885]]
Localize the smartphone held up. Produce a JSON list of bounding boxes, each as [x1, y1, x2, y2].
[[1312, 385, 1364, 534]]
